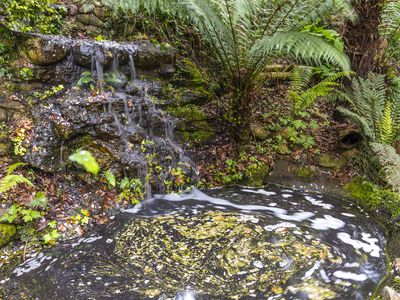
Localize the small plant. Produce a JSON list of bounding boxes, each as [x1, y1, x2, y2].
[[69, 150, 100, 175], [0, 163, 33, 194], [19, 67, 33, 80], [118, 177, 144, 204], [77, 71, 96, 90], [70, 209, 91, 225], [43, 221, 61, 245], [103, 170, 116, 188]]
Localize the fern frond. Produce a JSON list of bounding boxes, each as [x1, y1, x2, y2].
[[0, 174, 34, 193], [6, 163, 27, 176], [378, 101, 394, 144]]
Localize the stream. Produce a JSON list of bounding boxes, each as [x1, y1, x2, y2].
[[0, 186, 387, 299]]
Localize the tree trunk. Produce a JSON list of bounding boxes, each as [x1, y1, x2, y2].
[[342, 0, 385, 75], [231, 85, 253, 144]]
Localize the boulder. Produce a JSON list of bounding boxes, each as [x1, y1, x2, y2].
[[79, 4, 95, 14], [382, 286, 400, 300], [76, 14, 103, 27], [135, 42, 175, 69], [251, 123, 268, 140], [22, 37, 70, 66], [67, 4, 79, 16], [0, 224, 16, 247], [317, 153, 347, 170], [394, 258, 400, 275]]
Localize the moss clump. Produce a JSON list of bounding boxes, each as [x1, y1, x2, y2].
[[345, 177, 400, 228], [294, 166, 316, 181], [0, 224, 17, 247]]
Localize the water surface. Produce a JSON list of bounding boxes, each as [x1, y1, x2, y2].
[[0, 186, 387, 299]]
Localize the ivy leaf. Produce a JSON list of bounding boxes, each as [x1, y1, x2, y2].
[[69, 150, 100, 175]]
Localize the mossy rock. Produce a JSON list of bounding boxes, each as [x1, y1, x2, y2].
[[246, 165, 270, 187], [294, 165, 316, 181], [317, 153, 347, 170], [76, 14, 103, 27], [22, 37, 70, 66], [0, 224, 16, 247], [251, 123, 269, 140]]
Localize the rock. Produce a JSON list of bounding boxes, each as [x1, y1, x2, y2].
[[277, 142, 290, 155], [79, 4, 95, 14], [317, 153, 347, 170], [251, 123, 268, 140], [94, 6, 107, 19], [382, 286, 400, 300], [394, 258, 400, 275], [0, 224, 16, 247], [135, 42, 175, 69], [67, 4, 79, 16], [76, 14, 103, 27], [0, 109, 6, 122], [22, 37, 70, 66], [294, 165, 316, 181]]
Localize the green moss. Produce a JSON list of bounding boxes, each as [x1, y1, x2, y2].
[[294, 166, 316, 180], [345, 177, 400, 228], [169, 104, 207, 121], [0, 224, 17, 247]]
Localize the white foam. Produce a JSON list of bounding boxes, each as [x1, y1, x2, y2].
[[264, 222, 297, 231], [310, 215, 345, 230], [333, 270, 368, 281], [304, 196, 333, 209], [241, 189, 277, 196], [337, 232, 381, 258], [13, 253, 50, 277], [341, 213, 356, 218]]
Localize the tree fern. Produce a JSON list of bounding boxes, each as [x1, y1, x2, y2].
[[0, 163, 33, 194], [379, 0, 400, 59]]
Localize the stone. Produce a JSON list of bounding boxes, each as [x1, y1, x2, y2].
[[394, 258, 400, 275], [94, 6, 107, 19], [22, 37, 70, 66], [0, 224, 16, 247], [317, 153, 347, 170], [67, 4, 79, 16], [0, 109, 6, 122], [135, 42, 175, 69], [251, 123, 269, 140], [382, 286, 400, 300], [79, 4, 95, 14], [76, 14, 103, 27]]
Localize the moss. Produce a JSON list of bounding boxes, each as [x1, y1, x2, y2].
[[0, 224, 17, 247], [294, 166, 316, 181], [345, 177, 400, 228]]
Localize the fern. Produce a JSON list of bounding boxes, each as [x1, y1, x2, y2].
[[103, 170, 116, 188], [339, 73, 400, 145], [379, 0, 400, 60], [0, 163, 33, 194], [288, 66, 349, 111]]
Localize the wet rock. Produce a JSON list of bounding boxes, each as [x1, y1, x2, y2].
[[135, 42, 175, 69], [21, 37, 70, 66], [394, 258, 400, 275], [76, 14, 103, 27], [317, 153, 347, 170], [0, 224, 16, 247], [383, 286, 400, 300]]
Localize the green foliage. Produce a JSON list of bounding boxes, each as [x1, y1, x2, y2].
[[288, 66, 349, 111], [28, 192, 48, 210], [0, 43, 12, 79], [345, 177, 400, 228], [380, 0, 400, 60], [33, 84, 64, 100], [70, 209, 90, 225], [300, 22, 345, 52], [19, 67, 33, 80], [0, 163, 33, 193], [338, 73, 400, 145], [77, 71, 96, 90], [118, 177, 144, 204], [103, 170, 116, 188], [43, 221, 61, 245], [106, 0, 350, 133], [0, 0, 65, 34], [69, 150, 100, 175]]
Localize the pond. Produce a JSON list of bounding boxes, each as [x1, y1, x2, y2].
[[0, 186, 387, 299]]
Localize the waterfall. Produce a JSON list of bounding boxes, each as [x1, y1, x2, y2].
[[128, 53, 137, 82], [111, 50, 119, 74]]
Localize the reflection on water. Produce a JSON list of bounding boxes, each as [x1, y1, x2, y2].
[[0, 186, 387, 299]]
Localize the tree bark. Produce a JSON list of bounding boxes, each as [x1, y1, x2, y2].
[[342, 0, 386, 75]]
